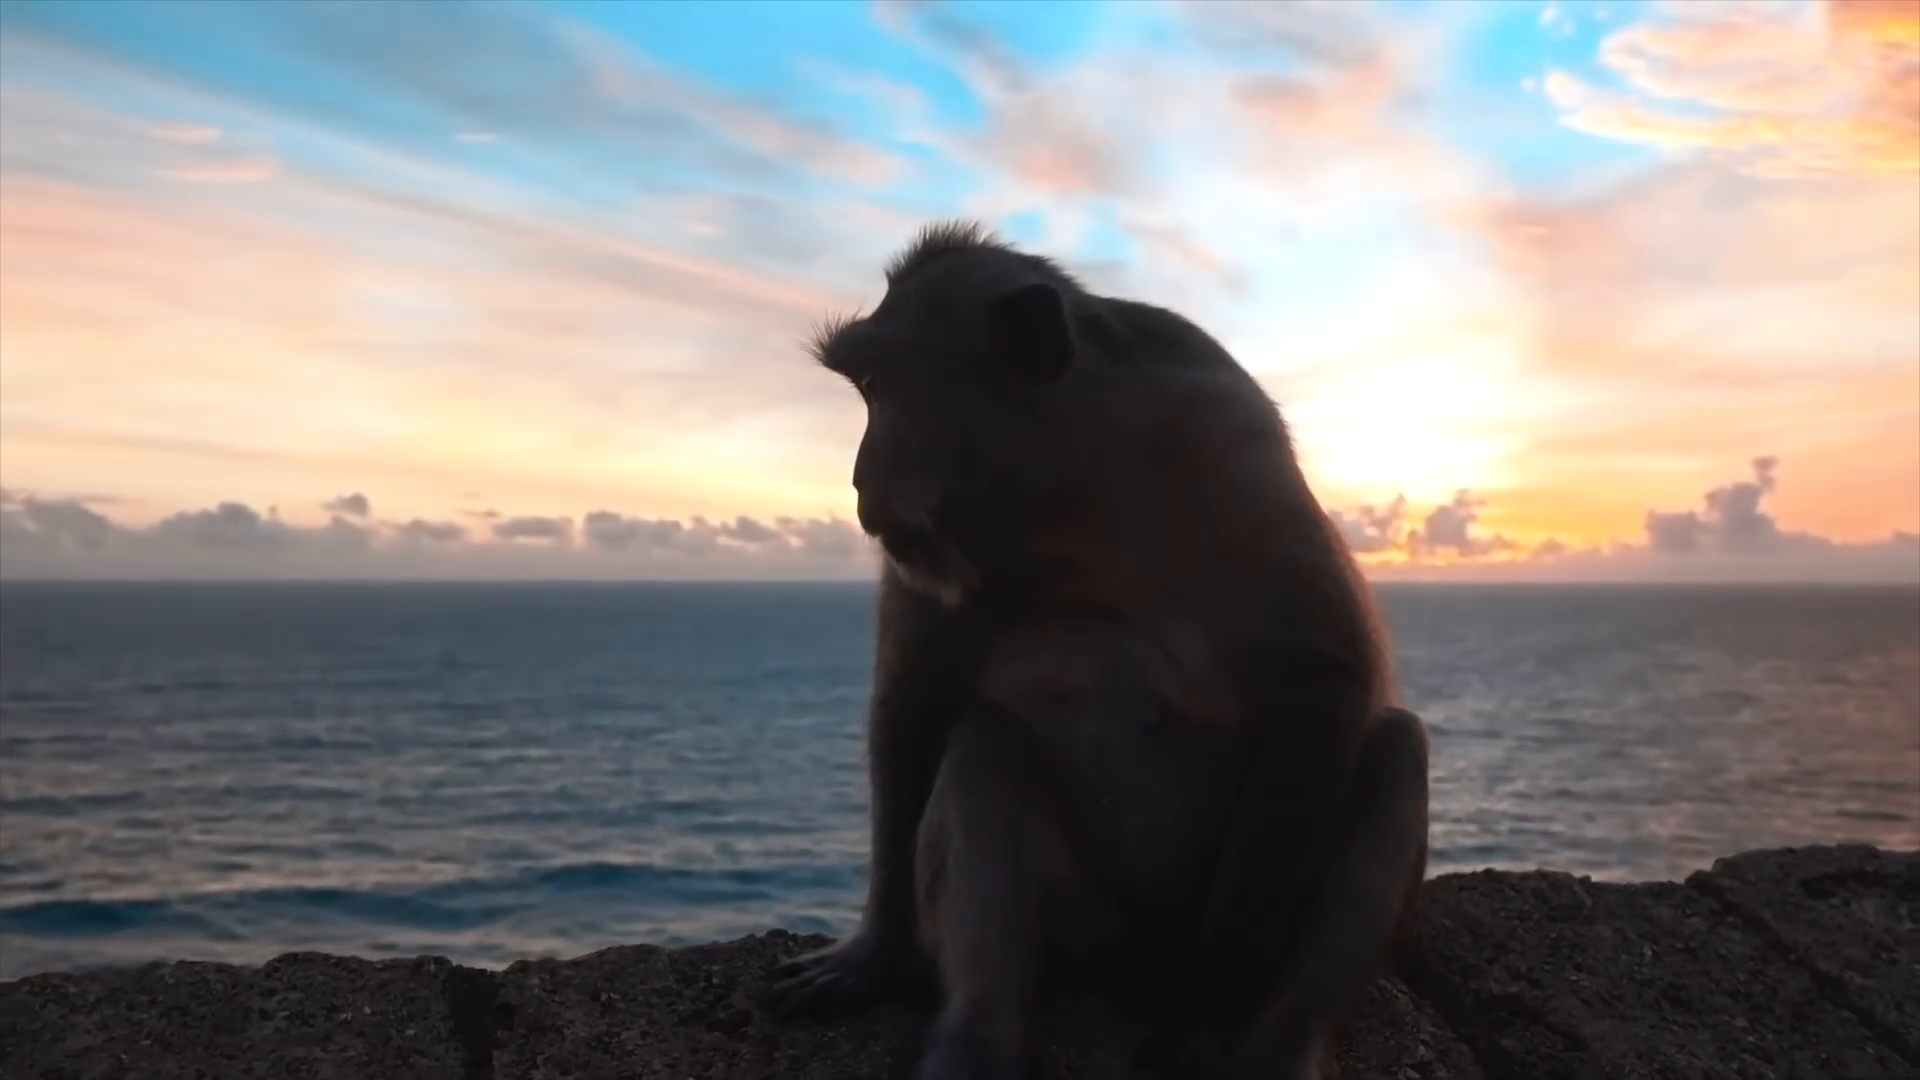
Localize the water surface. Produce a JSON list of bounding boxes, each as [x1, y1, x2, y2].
[[2, 581, 1914, 978]]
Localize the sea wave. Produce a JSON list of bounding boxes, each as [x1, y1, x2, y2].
[[4, 581, 1914, 980], [0, 858, 865, 942]]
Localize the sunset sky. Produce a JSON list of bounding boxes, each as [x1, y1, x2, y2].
[[1, 0, 1915, 581]]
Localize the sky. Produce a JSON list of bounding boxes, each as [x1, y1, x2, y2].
[[0, 0, 1915, 582]]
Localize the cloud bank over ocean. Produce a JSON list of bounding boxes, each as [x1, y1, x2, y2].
[[5, 456, 1913, 582]]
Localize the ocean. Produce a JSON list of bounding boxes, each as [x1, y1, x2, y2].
[[1, 581, 1915, 980]]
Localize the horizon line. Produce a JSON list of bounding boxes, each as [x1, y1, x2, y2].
[[3, 576, 1915, 590]]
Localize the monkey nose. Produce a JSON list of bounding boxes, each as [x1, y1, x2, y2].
[[854, 481, 936, 538], [855, 491, 883, 537]]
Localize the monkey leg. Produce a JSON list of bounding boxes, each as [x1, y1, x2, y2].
[[1214, 704, 1429, 1079], [913, 703, 1098, 1080]]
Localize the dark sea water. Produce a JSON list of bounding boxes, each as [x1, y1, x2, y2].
[[1, 581, 1915, 980]]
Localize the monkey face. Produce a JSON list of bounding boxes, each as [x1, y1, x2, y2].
[[812, 260, 1084, 604]]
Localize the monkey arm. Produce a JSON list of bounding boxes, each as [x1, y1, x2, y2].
[[856, 565, 985, 943], [761, 565, 988, 1018]]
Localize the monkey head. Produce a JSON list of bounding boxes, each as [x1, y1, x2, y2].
[[811, 223, 1104, 605]]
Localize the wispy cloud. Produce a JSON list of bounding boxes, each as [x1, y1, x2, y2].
[[144, 122, 221, 145], [0, 0, 1913, 580], [160, 158, 275, 183], [1542, 0, 1919, 177]]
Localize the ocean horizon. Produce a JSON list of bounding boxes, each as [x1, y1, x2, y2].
[[2, 579, 1916, 980]]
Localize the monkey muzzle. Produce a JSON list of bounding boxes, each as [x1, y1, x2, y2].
[[854, 468, 940, 540], [856, 485, 979, 605], [861, 501, 945, 579]]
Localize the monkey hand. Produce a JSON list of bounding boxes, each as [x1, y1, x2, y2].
[[759, 927, 933, 1019]]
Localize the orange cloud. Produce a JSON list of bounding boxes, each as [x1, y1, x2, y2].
[[1462, 157, 1917, 374], [1455, 28, 1919, 544], [1544, 0, 1920, 177], [1484, 367, 1919, 547], [1232, 52, 1398, 139], [160, 158, 276, 183], [1319, 449, 1917, 583], [0, 164, 869, 527], [1831, 0, 1920, 47], [144, 122, 221, 145], [4, 2, 1912, 571], [1218, 0, 1421, 147]]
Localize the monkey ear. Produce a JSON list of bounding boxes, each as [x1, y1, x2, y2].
[[986, 282, 1074, 385]]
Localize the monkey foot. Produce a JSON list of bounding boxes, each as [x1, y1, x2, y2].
[[758, 930, 932, 1019]]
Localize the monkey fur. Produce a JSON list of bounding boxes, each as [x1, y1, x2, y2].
[[761, 221, 1430, 1080]]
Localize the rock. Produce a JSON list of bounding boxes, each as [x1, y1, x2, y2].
[[1, 845, 1914, 1080], [1407, 863, 1913, 1079], [0, 953, 473, 1080], [492, 931, 924, 1080], [488, 933, 1476, 1079], [1333, 977, 1484, 1080], [1689, 844, 1920, 1063]]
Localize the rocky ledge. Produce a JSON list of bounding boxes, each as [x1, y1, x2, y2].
[[2, 844, 1914, 1080]]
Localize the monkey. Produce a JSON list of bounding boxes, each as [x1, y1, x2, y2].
[[759, 221, 1430, 1080]]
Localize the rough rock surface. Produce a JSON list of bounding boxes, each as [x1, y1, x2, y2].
[[2, 845, 1913, 1080], [1687, 844, 1920, 1064]]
